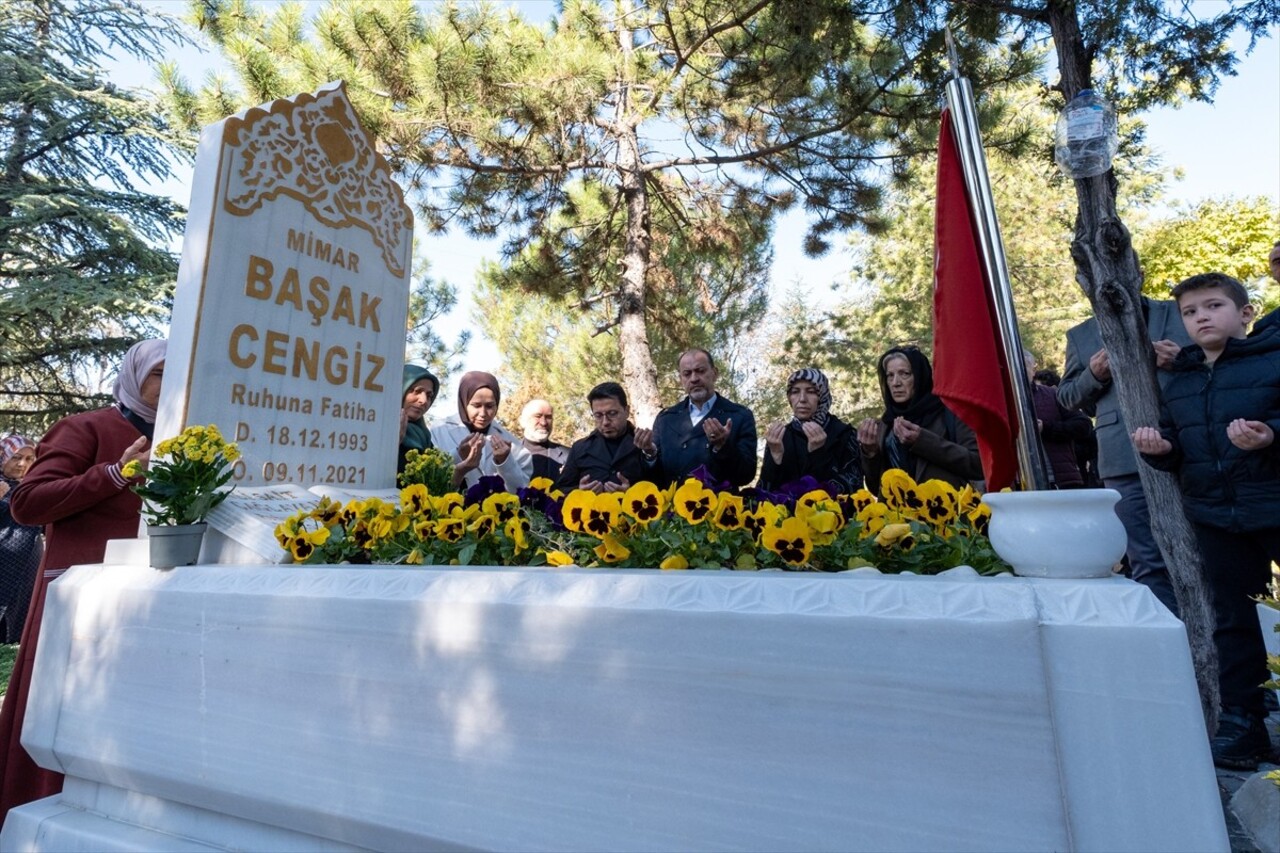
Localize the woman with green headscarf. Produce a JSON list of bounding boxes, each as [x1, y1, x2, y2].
[[398, 364, 439, 474]]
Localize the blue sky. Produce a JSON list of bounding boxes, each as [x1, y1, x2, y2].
[[116, 2, 1279, 382]]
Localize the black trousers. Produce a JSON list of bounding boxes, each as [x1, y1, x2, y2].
[[1193, 523, 1280, 718]]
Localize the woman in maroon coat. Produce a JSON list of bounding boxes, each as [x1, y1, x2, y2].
[[0, 339, 164, 823]]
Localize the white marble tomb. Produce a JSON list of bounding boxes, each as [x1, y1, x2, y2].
[[1, 556, 1227, 852]]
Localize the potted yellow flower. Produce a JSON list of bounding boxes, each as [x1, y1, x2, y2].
[[398, 447, 454, 494], [123, 424, 240, 568]]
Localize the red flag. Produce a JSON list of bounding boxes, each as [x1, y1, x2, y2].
[[931, 109, 1019, 490]]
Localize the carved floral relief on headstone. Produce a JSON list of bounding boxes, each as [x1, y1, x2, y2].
[[156, 81, 412, 492]]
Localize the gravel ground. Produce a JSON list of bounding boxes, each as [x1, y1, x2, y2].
[[1218, 709, 1280, 853]]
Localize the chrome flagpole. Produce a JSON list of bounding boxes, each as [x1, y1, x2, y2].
[[942, 30, 1050, 490]]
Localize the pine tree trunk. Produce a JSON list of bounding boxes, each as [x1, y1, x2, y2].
[[1046, 0, 1219, 730], [613, 3, 661, 425]]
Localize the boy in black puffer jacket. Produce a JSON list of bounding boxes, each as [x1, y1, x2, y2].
[[1133, 272, 1280, 770]]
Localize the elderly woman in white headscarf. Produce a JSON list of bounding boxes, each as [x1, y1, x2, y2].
[[0, 339, 165, 820], [0, 435, 41, 645], [760, 367, 864, 494]]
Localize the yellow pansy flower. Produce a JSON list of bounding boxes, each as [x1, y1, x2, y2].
[[583, 493, 622, 538], [545, 550, 575, 567], [880, 469, 925, 517], [529, 476, 555, 491], [856, 502, 889, 538], [848, 488, 877, 515], [435, 517, 465, 543], [350, 522, 375, 549], [337, 503, 358, 526], [795, 492, 844, 538], [762, 516, 813, 566], [505, 516, 530, 553], [404, 549, 424, 565], [918, 479, 959, 528], [289, 526, 330, 562], [796, 490, 836, 516], [400, 484, 431, 515], [673, 479, 717, 525], [368, 500, 408, 539], [593, 533, 631, 564], [432, 494, 464, 516], [875, 522, 915, 549], [712, 493, 745, 530], [957, 484, 983, 514], [622, 481, 667, 525], [468, 514, 498, 538], [482, 492, 521, 522], [313, 497, 343, 527], [743, 502, 785, 542], [562, 489, 595, 533], [660, 554, 689, 570], [803, 509, 841, 546], [274, 514, 302, 547], [966, 503, 991, 535]]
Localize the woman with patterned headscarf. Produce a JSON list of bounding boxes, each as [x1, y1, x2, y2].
[[857, 345, 982, 493], [0, 435, 41, 645], [430, 371, 532, 490], [761, 367, 863, 494], [0, 339, 165, 821]]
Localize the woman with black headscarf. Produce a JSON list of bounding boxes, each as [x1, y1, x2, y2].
[[761, 368, 863, 494], [857, 346, 982, 493], [0, 339, 165, 821], [431, 371, 532, 490]]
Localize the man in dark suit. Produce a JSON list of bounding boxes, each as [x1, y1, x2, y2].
[[635, 349, 757, 488], [1058, 298, 1190, 613], [554, 382, 647, 493]]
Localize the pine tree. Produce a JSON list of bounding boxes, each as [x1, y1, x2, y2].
[[405, 253, 470, 385], [476, 185, 774, 440], [167, 0, 1041, 421], [0, 0, 192, 434], [779, 82, 1161, 422]]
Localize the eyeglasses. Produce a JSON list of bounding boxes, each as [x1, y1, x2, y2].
[[591, 409, 626, 422]]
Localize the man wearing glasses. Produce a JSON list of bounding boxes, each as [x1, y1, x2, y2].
[[554, 382, 649, 493]]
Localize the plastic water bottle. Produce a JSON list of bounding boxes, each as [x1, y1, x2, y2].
[[1054, 89, 1118, 179]]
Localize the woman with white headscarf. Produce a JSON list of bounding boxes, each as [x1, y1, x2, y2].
[[760, 367, 863, 494], [0, 339, 165, 821], [432, 371, 532, 490]]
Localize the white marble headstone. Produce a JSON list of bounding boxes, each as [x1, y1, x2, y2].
[[155, 81, 412, 492]]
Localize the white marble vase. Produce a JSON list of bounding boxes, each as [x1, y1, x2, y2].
[[983, 489, 1127, 579]]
